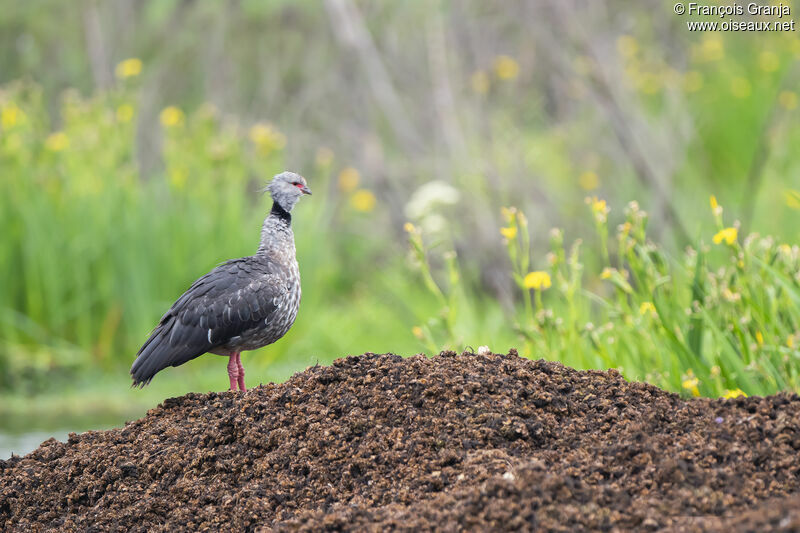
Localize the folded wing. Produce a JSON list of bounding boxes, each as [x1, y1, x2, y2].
[[130, 258, 284, 386]]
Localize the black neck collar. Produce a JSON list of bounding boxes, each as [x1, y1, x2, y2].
[[271, 202, 292, 225]]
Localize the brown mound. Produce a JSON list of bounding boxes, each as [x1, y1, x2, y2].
[[1, 351, 799, 532]]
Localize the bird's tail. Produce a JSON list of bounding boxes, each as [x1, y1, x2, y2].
[[131, 315, 209, 387], [130, 323, 171, 387]]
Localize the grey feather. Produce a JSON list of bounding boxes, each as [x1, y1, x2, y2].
[[130, 171, 309, 387]]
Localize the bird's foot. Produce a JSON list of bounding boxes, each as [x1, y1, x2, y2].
[[227, 355, 240, 391], [235, 352, 246, 391], [227, 352, 246, 391]]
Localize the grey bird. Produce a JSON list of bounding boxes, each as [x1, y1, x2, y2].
[[130, 171, 311, 390]]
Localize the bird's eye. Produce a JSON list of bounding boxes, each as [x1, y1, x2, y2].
[[293, 183, 304, 189]]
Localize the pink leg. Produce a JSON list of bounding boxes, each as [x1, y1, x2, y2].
[[227, 354, 239, 391], [235, 352, 246, 391]]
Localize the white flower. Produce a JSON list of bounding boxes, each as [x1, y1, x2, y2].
[[404, 181, 460, 223]]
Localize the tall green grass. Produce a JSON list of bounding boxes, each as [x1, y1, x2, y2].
[[0, 81, 435, 393], [1, 77, 799, 401], [407, 196, 800, 398]]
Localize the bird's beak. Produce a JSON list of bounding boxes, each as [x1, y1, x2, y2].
[[301, 185, 312, 195]]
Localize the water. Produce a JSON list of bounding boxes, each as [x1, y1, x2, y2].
[[0, 429, 75, 459], [0, 412, 131, 460]]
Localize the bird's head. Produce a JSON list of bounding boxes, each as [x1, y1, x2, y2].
[[267, 171, 312, 212]]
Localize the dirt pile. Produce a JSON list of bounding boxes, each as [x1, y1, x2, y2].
[[1, 350, 799, 532]]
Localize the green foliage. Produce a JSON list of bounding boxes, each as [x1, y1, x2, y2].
[[3, 76, 798, 400], [2, 4, 800, 406], [410, 197, 800, 398], [0, 81, 428, 393]]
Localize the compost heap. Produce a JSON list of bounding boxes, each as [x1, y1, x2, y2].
[[2, 350, 799, 532]]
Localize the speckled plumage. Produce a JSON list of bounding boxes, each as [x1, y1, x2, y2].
[[131, 172, 310, 388]]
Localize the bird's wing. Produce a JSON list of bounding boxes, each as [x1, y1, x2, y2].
[[130, 258, 287, 386]]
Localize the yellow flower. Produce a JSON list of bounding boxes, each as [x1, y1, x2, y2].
[[681, 372, 700, 397], [722, 287, 741, 302], [722, 388, 747, 399], [471, 70, 490, 94], [639, 302, 656, 315], [682, 71, 704, 93], [169, 167, 188, 190], [730, 77, 751, 99], [697, 35, 724, 62], [755, 331, 764, 346], [501, 206, 517, 223], [249, 123, 286, 154], [638, 72, 662, 95], [411, 326, 424, 340], [338, 166, 360, 193], [590, 197, 607, 214], [788, 335, 795, 349], [1, 105, 24, 129], [758, 51, 780, 73], [709, 194, 723, 217], [159, 106, 184, 127], [779, 91, 798, 110], [599, 267, 633, 294], [249, 123, 271, 143], [785, 189, 800, 209], [351, 189, 376, 212], [45, 131, 69, 152], [116, 104, 134, 123], [524, 271, 551, 291], [616, 35, 638, 58], [404, 222, 416, 233], [579, 171, 599, 191], [587, 196, 609, 223], [115, 58, 142, 79], [712, 227, 738, 245], [493, 55, 519, 80], [316, 147, 334, 167], [500, 226, 517, 240]]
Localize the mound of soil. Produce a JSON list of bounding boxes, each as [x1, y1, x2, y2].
[[1, 350, 799, 532]]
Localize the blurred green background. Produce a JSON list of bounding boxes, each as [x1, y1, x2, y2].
[[2, 0, 800, 456]]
